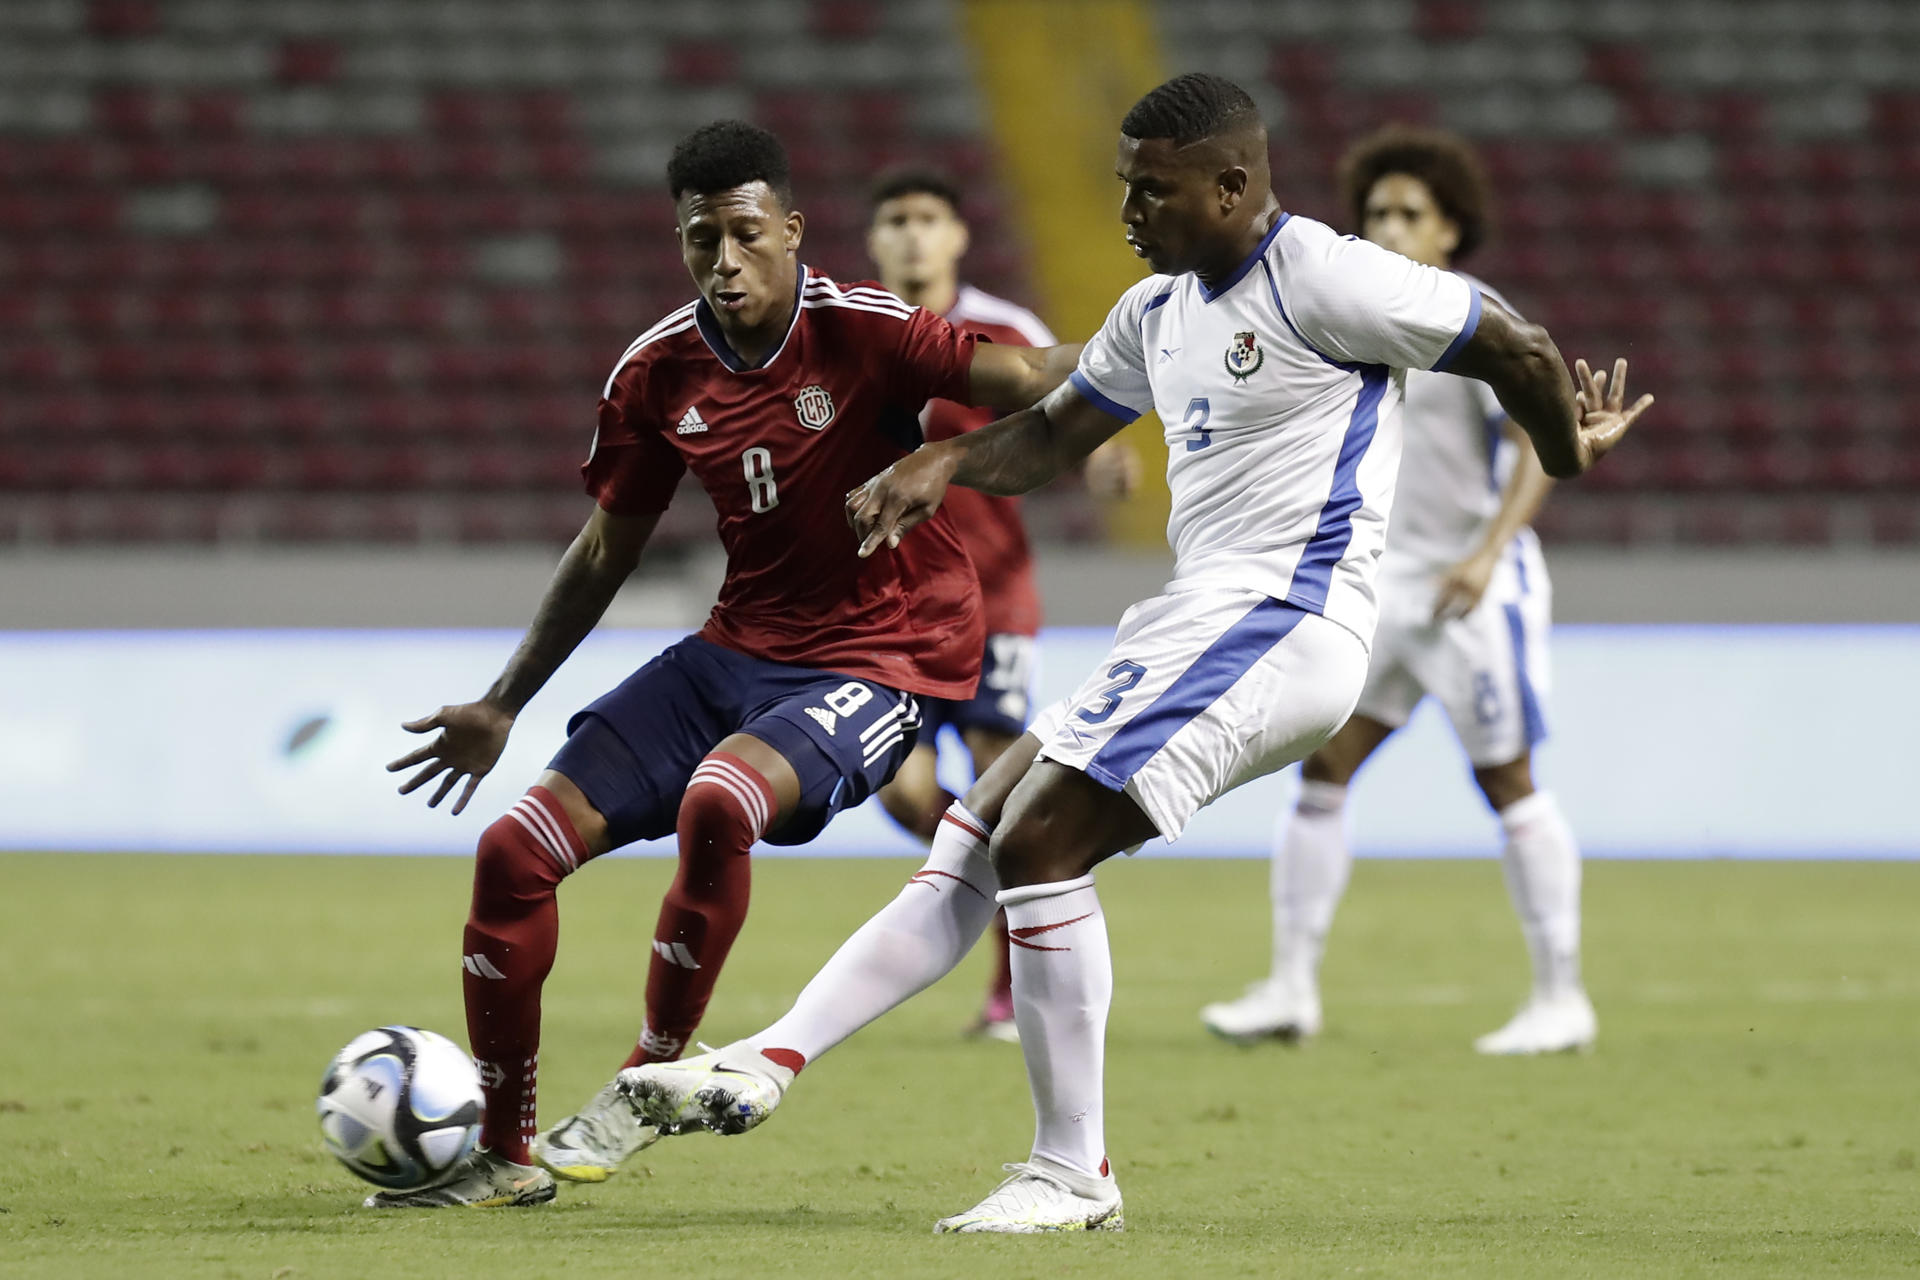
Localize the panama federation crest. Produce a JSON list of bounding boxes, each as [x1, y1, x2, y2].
[[794, 383, 836, 429], [1225, 330, 1264, 382]]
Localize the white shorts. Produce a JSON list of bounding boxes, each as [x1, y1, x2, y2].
[[1355, 535, 1552, 768], [1029, 588, 1368, 841]]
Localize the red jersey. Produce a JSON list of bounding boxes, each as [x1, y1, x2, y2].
[[921, 285, 1056, 637], [584, 269, 985, 701]]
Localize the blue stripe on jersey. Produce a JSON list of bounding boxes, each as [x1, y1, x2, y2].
[[1512, 539, 1532, 595], [1503, 602, 1548, 747], [1068, 370, 1144, 424], [1431, 284, 1482, 372], [1285, 364, 1390, 614], [1142, 290, 1174, 316], [1082, 598, 1307, 790], [1197, 213, 1291, 303]]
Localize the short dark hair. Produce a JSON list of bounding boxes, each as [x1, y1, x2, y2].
[[1338, 125, 1492, 260], [868, 168, 964, 219], [666, 120, 792, 207], [1120, 73, 1262, 146]]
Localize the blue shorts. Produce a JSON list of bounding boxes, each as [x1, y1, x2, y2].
[[918, 633, 1037, 744], [547, 636, 922, 849]]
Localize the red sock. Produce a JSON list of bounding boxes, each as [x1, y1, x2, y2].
[[622, 752, 773, 1068], [463, 786, 587, 1165]]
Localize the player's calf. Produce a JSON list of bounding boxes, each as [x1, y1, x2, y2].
[[629, 751, 775, 1064]]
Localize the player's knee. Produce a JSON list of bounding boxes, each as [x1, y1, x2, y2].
[[676, 757, 775, 861], [987, 811, 1083, 890], [1473, 757, 1536, 812], [474, 809, 568, 909]]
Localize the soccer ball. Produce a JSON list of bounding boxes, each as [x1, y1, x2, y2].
[[316, 1026, 483, 1191]]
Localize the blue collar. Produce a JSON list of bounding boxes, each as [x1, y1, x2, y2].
[[1196, 212, 1289, 303], [694, 265, 808, 373]]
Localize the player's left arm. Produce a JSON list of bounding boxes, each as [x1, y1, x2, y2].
[[1445, 298, 1651, 480], [1433, 422, 1555, 622], [848, 382, 1127, 557], [964, 340, 1086, 412]]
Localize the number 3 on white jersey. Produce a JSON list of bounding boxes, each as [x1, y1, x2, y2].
[[743, 446, 778, 512]]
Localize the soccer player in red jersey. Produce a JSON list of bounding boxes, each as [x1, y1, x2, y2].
[[864, 170, 1138, 1041], [371, 121, 1080, 1208]]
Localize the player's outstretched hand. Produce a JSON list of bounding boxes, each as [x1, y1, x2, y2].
[[1570, 357, 1652, 472], [386, 699, 514, 815], [1432, 550, 1498, 623], [846, 444, 959, 558]]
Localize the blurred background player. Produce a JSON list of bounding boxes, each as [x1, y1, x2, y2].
[[376, 121, 1080, 1207], [1201, 125, 1595, 1056], [864, 169, 1139, 1041]]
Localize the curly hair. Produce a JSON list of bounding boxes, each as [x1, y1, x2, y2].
[[1337, 125, 1492, 260], [1120, 72, 1262, 146], [666, 120, 792, 207]]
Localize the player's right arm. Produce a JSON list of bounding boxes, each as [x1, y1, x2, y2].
[[387, 507, 658, 813], [388, 350, 684, 813], [849, 278, 1156, 555], [850, 386, 1131, 556]]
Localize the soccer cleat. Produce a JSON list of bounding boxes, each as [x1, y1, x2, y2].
[[616, 1041, 793, 1137], [1200, 977, 1322, 1043], [1474, 989, 1598, 1056], [362, 1149, 556, 1209], [934, 1158, 1124, 1234], [967, 991, 1020, 1043], [532, 1081, 662, 1182]]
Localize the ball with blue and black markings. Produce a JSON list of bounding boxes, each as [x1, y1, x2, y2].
[[316, 1025, 483, 1191]]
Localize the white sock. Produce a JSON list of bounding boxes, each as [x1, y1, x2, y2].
[[757, 804, 1000, 1064], [999, 874, 1110, 1180], [1497, 790, 1583, 999], [1271, 779, 1352, 993]]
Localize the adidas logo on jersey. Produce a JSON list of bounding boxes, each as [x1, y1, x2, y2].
[[805, 706, 839, 735], [676, 405, 708, 434]]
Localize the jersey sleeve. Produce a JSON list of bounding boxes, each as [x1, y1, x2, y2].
[[581, 377, 684, 516], [1068, 279, 1161, 424], [1288, 236, 1481, 373], [891, 306, 979, 407]]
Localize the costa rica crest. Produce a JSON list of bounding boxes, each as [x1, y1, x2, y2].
[[1225, 330, 1264, 382], [794, 383, 836, 429]]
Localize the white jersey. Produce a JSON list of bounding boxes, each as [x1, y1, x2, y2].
[[1070, 214, 1480, 644], [1384, 274, 1522, 575]]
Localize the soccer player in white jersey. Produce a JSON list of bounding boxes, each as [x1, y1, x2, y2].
[[1202, 127, 1594, 1055], [614, 75, 1649, 1233], [865, 168, 1138, 1042]]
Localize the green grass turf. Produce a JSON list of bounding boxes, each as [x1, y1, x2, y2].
[[2, 854, 1917, 1279]]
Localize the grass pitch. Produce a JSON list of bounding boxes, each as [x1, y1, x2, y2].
[[2, 853, 1917, 1279]]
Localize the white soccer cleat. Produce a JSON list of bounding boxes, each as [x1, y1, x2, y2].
[[362, 1149, 555, 1209], [532, 1081, 661, 1182], [1200, 977, 1322, 1043], [1474, 989, 1597, 1056], [934, 1158, 1124, 1234], [616, 1041, 793, 1137]]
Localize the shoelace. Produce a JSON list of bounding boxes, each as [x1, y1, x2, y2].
[[978, 1162, 1074, 1212]]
